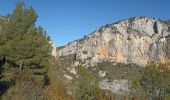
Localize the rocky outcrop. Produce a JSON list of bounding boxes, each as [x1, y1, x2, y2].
[[49, 41, 57, 58], [99, 79, 129, 94], [165, 34, 170, 59], [57, 17, 170, 65]]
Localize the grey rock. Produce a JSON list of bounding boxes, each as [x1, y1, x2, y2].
[[99, 79, 129, 94], [57, 17, 170, 65]]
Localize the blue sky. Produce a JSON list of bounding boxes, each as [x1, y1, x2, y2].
[[0, 0, 170, 47]]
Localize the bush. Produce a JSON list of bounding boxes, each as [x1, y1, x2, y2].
[[74, 65, 103, 100], [131, 62, 170, 100]]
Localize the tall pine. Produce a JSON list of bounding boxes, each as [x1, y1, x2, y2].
[[0, 2, 52, 95], [0, 2, 51, 69]]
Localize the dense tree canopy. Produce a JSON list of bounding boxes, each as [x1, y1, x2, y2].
[[0, 2, 51, 69], [0, 2, 52, 97]]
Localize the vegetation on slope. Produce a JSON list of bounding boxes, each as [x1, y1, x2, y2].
[[130, 62, 170, 100], [0, 2, 71, 100], [0, 2, 170, 100]]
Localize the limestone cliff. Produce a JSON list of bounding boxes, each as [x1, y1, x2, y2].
[[49, 41, 57, 58], [57, 17, 170, 65]]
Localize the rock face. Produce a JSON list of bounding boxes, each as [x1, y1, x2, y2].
[[49, 41, 57, 58], [57, 17, 170, 65], [99, 79, 129, 94]]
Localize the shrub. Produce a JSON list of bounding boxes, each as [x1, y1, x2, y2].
[[131, 62, 170, 100], [74, 65, 103, 100]]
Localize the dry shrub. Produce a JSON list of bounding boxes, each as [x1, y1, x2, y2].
[[1, 68, 45, 100], [43, 79, 74, 100], [43, 57, 74, 100]]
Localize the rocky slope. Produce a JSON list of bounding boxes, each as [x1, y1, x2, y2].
[[57, 17, 170, 66]]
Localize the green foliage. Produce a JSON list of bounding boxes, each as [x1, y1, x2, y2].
[[141, 62, 170, 100], [0, 2, 51, 69], [1, 68, 46, 100], [74, 65, 103, 100], [129, 80, 147, 100], [131, 62, 170, 100], [0, 2, 52, 97], [96, 61, 143, 81]]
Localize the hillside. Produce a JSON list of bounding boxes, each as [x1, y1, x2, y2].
[[56, 17, 170, 100], [0, 2, 170, 100]]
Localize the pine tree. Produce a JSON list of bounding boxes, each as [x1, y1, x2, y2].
[[0, 2, 51, 69], [0, 2, 52, 95]]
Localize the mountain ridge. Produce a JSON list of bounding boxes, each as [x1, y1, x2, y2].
[[58, 16, 169, 48], [56, 17, 170, 66]]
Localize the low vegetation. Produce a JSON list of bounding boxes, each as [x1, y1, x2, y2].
[[72, 65, 115, 100], [130, 62, 170, 100], [94, 61, 143, 81]]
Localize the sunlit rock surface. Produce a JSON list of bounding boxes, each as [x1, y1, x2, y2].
[[57, 17, 170, 65]]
